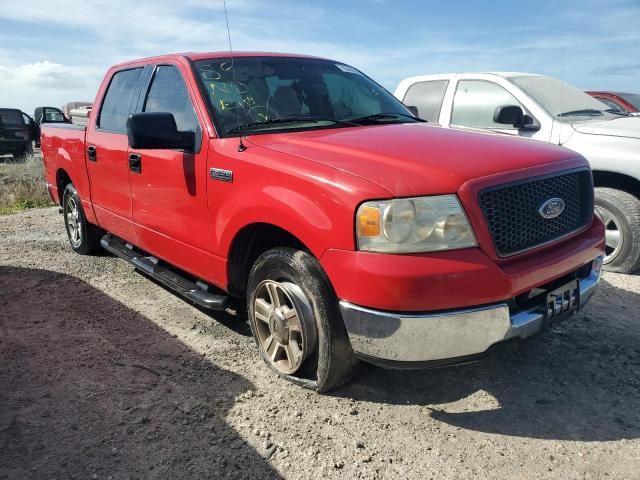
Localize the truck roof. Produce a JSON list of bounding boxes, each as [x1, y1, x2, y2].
[[113, 51, 330, 69]]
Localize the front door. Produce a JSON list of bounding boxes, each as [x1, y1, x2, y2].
[[86, 67, 145, 244], [128, 64, 212, 281]]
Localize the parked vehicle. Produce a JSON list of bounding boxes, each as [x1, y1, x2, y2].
[[587, 91, 640, 116], [68, 105, 92, 126], [0, 108, 34, 159], [41, 54, 604, 391], [33, 106, 71, 148], [395, 73, 640, 272], [62, 101, 92, 119]]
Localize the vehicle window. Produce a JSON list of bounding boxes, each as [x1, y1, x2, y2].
[[98, 68, 143, 132], [44, 109, 66, 122], [451, 80, 523, 129], [0, 109, 25, 126], [193, 57, 415, 136], [402, 80, 449, 122], [511, 76, 605, 117], [596, 97, 625, 112], [618, 93, 640, 111], [143, 65, 199, 132]]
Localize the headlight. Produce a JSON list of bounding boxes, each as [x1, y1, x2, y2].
[[356, 195, 477, 253]]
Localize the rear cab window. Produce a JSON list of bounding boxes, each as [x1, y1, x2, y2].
[[402, 80, 449, 123], [97, 68, 143, 133]]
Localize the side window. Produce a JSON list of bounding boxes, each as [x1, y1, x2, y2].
[[451, 80, 523, 129], [98, 68, 143, 132], [143, 65, 199, 132], [403, 80, 449, 123]]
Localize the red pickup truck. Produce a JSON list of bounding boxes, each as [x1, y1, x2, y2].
[[41, 52, 605, 391]]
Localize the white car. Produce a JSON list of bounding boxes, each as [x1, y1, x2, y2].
[[395, 73, 640, 273]]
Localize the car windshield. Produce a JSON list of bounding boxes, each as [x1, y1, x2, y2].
[[511, 76, 611, 118], [618, 93, 640, 111], [193, 57, 417, 136], [0, 109, 25, 127]]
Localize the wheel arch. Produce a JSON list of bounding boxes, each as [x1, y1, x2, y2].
[[226, 222, 312, 297], [592, 170, 640, 199], [55, 168, 73, 204]]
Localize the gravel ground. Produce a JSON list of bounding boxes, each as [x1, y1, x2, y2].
[[1, 207, 639, 479]]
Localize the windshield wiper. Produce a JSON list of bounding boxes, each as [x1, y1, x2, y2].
[[557, 109, 604, 117], [226, 116, 355, 134], [348, 112, 426, 124]]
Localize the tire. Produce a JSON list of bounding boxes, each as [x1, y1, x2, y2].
[[13, 144, 33, 162], [594, 187, 640, 273], [62, 183, 102, 255], [247, 247, 357, 392]]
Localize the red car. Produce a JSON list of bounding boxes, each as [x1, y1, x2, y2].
[[40, 52, 605, 391], [587, 91, 640, 114]]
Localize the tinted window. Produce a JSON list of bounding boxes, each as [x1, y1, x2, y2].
[[143, 65, 198, 132], [403, 80, 449, 122], [0, 109, 25, 126], [98, 68, 143, 132], [451, 80, 523, 129]]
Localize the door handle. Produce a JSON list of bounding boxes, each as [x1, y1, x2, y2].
[[87, 145, 97, 162], [128, 153, 142, 174]]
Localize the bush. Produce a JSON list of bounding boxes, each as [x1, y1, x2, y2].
[[0, 154, 53, 214]]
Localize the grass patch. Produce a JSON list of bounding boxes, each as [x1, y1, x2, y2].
[[0, 155, 54, 215]]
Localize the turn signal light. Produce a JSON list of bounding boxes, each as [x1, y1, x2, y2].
[[357, 206, 380, 237]]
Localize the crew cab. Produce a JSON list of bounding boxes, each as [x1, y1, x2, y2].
[[41, 53, 604, 391], [395, 73, 640, 273]]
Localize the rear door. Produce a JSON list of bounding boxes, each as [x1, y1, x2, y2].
[[86, 66, 147, 244], [128, 63, 212, 281]]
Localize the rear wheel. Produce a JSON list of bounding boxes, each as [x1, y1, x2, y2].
[[594, 187, 640, 273], [247, 247, 357, 392], [62, 183, 102, 255], [13, 144, 33, 162]]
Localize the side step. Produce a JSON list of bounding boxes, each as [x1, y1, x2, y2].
[[100, 234, 228, 311]]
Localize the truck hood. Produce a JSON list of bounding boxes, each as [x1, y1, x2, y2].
[[571, 116, 640, 140], [247, 123, 583, 196]]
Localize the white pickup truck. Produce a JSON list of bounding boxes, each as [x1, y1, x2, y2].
[[395, 73, 640, 273]]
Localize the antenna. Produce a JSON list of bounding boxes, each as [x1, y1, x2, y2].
[[223, 0, 246, 152]]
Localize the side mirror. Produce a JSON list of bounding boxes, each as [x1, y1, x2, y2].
[[494, 105, 524, 126], [126, 112, 195, 151], [406, 105, 420, 117], [493, 105, 540, 131]]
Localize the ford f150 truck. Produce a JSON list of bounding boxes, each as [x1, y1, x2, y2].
[[41, 53, 605, 392], [395, 73, 640, 273]]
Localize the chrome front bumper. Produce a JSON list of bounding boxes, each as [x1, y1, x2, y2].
[[339, 257, 603, 365]]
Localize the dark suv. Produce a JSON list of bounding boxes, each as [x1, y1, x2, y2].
[[0, 108, 35, 159]]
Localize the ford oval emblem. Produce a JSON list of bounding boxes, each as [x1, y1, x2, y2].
[[539, 198, 565, 219]]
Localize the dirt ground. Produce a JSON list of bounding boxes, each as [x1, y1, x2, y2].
[[1, 207, 639, 480]]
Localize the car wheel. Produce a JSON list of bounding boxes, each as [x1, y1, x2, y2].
[[247, 247, 357, 392], [62, 183, 102, 255], [13, 145, 32, 162], [594, 187, 640, 273]]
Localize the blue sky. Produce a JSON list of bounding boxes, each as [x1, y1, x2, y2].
[[0, 0, 638, 113]]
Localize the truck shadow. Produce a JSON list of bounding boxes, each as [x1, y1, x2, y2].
[[0, 266, 281, 480], [338, 276, 640, 442]]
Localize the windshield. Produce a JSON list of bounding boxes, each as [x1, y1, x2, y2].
[[193, 57, 416, 136], [619, 93, 640, 111], [511, 76, 610, 118], [0, 109, 25, 127]]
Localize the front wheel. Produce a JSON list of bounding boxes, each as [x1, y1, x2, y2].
[[594, 187, 640, 273], [247, 247, 357, 392]]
